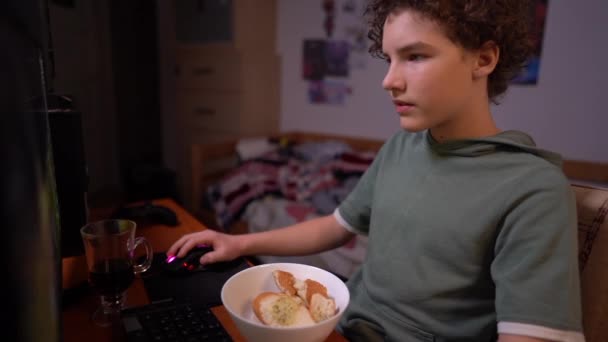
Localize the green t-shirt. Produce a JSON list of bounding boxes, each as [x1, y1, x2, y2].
[[337, 130, 583, 341]]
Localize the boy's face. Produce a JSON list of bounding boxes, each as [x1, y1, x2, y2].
[[381, 9, 482, 135]]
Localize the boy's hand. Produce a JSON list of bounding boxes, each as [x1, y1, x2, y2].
[[166, 229, 242, 265]]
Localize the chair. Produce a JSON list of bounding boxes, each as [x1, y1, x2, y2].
[[572, 184, 608, 341]]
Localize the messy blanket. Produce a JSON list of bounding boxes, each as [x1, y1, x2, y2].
[[206, 141, 376, 228]]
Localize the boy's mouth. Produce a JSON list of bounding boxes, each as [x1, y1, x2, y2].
[[393, 100, 415, 114]]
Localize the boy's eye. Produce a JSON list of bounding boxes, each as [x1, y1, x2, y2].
[[408, 54, 426, 61]]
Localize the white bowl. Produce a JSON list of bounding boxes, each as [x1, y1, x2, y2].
[[221, 263, 350, 342]]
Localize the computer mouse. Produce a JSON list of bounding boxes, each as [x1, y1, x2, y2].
[[164, 245, 213, 275], [163, 245, 246, 276]]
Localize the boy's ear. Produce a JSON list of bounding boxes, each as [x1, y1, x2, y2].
[[473, 41, 499, 79]]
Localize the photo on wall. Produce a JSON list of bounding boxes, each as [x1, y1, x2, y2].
[[325, 40, 350, 77], [512, 0, 549, 85], [303, 40, 327, 81], [303, 39, 351, 80]]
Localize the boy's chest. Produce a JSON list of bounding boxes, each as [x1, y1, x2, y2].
[[366, 158, 510, 278]]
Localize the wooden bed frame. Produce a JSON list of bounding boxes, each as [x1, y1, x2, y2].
[[190, 131, 608, 232]]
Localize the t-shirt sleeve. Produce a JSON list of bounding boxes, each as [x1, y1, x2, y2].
[[337, 143, 385, 235], [492, 169, 583, 332]]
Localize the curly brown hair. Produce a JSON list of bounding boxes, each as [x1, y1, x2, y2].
[[365, 0, 534, 103]]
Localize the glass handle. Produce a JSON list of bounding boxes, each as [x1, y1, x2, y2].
[[131, 237, 153, 274]]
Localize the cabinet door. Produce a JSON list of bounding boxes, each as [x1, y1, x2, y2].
[[174, 0, 233, 43], [175, 46, 242, 91], [232, 0, 276, 52], [176, 89, 241, 132]]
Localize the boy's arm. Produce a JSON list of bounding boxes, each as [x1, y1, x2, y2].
[[238, 214, 355, 256], [167, 214, 355, 264]]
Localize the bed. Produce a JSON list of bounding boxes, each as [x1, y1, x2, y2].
[[190, 131, 384, 279]]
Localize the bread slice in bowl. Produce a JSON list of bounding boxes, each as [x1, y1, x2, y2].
[[272, 270, 338, 323], [272, 270, 297, 296], [252, 292, 315, 327]]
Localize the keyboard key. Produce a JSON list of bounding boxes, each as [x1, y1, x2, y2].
[[121, 301, 232, 341]]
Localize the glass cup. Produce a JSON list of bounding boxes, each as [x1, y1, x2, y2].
[[80, 219, 153, 327]]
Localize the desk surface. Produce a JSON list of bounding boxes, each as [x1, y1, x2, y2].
[[62, 198, 346, 342]]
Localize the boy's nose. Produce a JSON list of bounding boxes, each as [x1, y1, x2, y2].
[[382, 67, 406, 91]]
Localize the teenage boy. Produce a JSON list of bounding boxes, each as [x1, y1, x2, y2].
[[168, 1, 584, 340]]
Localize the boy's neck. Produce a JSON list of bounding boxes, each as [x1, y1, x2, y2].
[[430, 93, 500, 143]]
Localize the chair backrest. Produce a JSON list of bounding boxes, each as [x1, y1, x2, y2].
[[572, 184, 608, 341]]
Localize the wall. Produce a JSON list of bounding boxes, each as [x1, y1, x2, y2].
[[156, 0, 179, 175], [109, 0, 163, 196], [48, 1, 120, 198], [277, 0, 608, 163], [50, 1, 165, 203]]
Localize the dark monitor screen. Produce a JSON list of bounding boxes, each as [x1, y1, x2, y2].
[[48, 107, 89, 258], [1, 0, 62, 340]]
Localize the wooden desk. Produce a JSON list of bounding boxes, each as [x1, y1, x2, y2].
[[62, 198, 346, 342]]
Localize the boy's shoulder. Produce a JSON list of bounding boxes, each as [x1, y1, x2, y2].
[[380, 129, 426, 151]]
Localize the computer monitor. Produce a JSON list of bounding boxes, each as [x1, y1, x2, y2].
[[48, 105, 89, 258], [1, 0, 62, 340]]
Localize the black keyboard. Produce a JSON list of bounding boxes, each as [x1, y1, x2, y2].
[[121, 300, 233, 342]]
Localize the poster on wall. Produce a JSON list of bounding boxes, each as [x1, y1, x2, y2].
[[325, 40, 350, 77], [308, 80, 351, 105], [303, 0, 367, 105], [512, 0, 549, 85], [303, 40, 327, 81], [302, 39, 351, 81]]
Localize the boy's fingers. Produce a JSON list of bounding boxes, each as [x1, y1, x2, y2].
[[167, 230, 218, 258], [166, 234, 190, 256], [177, 239, 200, 258], [200, 250, 222, 265]]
